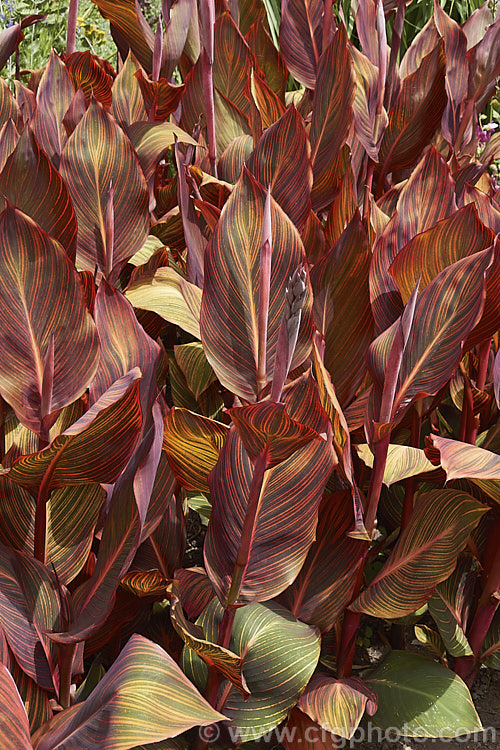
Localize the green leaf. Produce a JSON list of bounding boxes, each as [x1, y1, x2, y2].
[[32, 634, 227, 750], [182, 599, 320, 740], [174, 343, 216, 399], [126, 267, 202, 339], [298, 674, 377, 739], [365, 651, 482, 737], [350, 490, 488, 618], [60, 100, 149, 276], [428, 557, 476, 657]]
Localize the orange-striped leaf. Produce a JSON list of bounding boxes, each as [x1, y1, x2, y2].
[[310, 26, 355, 211], [428, 557, 476, 657], [31, 51, 75, 167], [279, 0, 323, 88], [174, 343, 216, 399], [368, 250, 492, 420], [310, 212, 373, 406], [59, 99, 149, 276], [182, 599, 320, 739], [111, 51, 147, 128], [32, 634, 227, 750], [0, 206, 99, 436], [0, 126, 78, 261], [370, 147, 457, 333], [349, 490, 488, 618], [0, 663, 32, 749], [246, 18, 287, 100], [246, 105, 312, 232], [228, 402, 319, 467], [430, 435, 500, 482], [284, 708, 339, 750], [298, 674, 377, 739], [280, 492, 365, 632], [379, 42, 447, 176], [200, 168, 313, 402], [350, 45, 387, 160], [204, 426, 336, 605], [163, 408, 228, 492], [93, 0, 154, 72], [65, 51, 113, 106], [7, 370, 142, 490]]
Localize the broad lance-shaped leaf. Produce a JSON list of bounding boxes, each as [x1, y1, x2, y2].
[[279, 0, 323, 88], [228, 402, 320, 468], [163, 408, 229, 493], [0, 126, 78, 262], [280, 492, 366, 633], [365, 651, 482, 737], [31, 634, 227, 750], [428, 557, 476, 658], [0, 206, 99, 436], [204, 426, 336, 606], [31, 51, 75, 167], [310, 212, 373, 406], [7, 369, 142, 490], [246, 105, 312, 233], [60, 99, 149, 276], [298, 674, 377, 739], [182, 599, 320, 740], [430, 435, 500, 481], [349, 490, 488, 619], [356, 444, 437, 486], [127, 121, 198, 185], [126, 267, 202, 339], [367, 249, 492, 422], [91, 280, 161, 416], [310, 26, 355, 211], [93, 0, 154, 72], [201, 168, 313, 402], [111, 51, 147, 128], [0, 543, 61, 690], [173, 343, 216, 399], [0, 663, 32, 750]]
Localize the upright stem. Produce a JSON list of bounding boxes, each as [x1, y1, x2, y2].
[[337, 555, 368, 678], [476, 340, 490, 392], [364, 434, 391, 536], [257, 189, 272, 396], [66, 0, 79, 56], [459, 373, 476, 444], [34, 480, 51, 563], [363, 159, 375, 220], [401, 408, 421, 530], [0, 397, 4, 463], [58, 643, 77, 709]]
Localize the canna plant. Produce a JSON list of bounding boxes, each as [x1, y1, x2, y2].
[[0, 0, 499, 748]]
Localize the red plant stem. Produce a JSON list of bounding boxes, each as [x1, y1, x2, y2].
[[336, 555, 368, 678], [58, 643, 77, 709], [226, 450, 269, 606], [363, 158, 375, 220], [476, 340, 490, 392], [202, 49, 217, 177], [0, 397, 4, 463], [257, 190, 272, 396], [401, 408, 421, 530], [364, 434, 391, 537], [455, 519, 500, 686], [384, 0, 405, 110], [66, 0, 79, 56], [34, 452, 59, 562], [459, 373, 475, 444]]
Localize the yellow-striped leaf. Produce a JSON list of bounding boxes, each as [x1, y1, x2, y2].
[[60, 100, 149, 276], [0, 206, 99, 436], [126, 267, 202, 339], [163, 408, 228, 493], [200, 168, 313, 402], [174, 343, 216, 399], [279, 0, 323, 88], [350, 490, 488, 618], [298, 673, 377, 739], [428, 557, 476, 657], [356, 444, 437, 486], [0, 663, 32, 750], [32, 634, 227, 750], [93, 0, 154, 72], [430, 435, 500, 482]]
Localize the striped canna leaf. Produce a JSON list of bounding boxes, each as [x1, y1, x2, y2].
[[298, 673, 377, 739], [204, 425, 336, 606], [60, 100, 149, 277], [430, 435, 500, 482], [0, 126, 78, 262], [65, 51, 113, 106], [0, 663, 32, 750], [279, 0, 323, 88], [182, 599, 320, 739], [284, 708, 340, 750], [368, 249, 492, 421], [356, 444, 437, 486], [0, 206, 99, 437], [173, 343, 216, 399], [350, 489, 488, 618], [428, 556, 476, 657], [163, 408, 229, 492], [9, 658, 52, 734], [93, 0, 154, 72], [7, 369, 142, 491], [111, 51, 147, 129], [32, 634, 227, 750], [200, 168, 313, 402], [31, 51, 75, 167]]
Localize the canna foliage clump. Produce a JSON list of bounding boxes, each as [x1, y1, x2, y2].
[[0, 0, 499, 747]]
